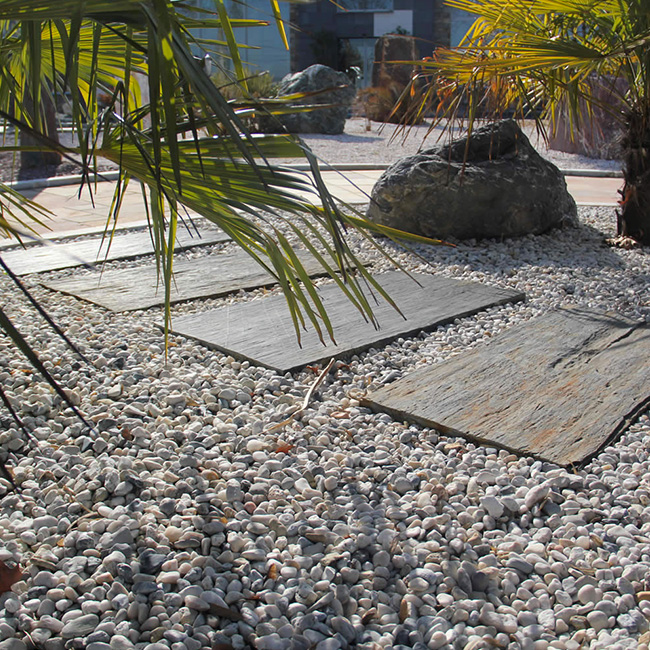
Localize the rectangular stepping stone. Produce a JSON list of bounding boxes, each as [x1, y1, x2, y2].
[[362, 306, 650, 467], [1, 225, 229, 275], [42, 247, 343, 312], [168, 272, 524, 373]]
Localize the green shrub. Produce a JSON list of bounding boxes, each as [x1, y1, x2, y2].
[[210, 67, 278, 101]]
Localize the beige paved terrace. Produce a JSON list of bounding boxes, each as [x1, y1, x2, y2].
[[0, 170, 622, 243]]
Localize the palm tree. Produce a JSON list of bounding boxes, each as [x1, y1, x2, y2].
[[0, 0, 436, 434], [412, 0, 650, 243]]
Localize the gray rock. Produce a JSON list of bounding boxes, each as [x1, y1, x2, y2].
[[524, 482, 551, 510], [0, 640, 28, 650], [470, 570, 490, 592], [98, 526, 134, 550], [456, 567, 473, 594], [132, 581, 158, 595], [33, 571, 58, 588], [481, 495, 504, 519], [617, 610, 647, 633], [43, 640, 65, 650], [259, 64, 355, 135], [0, 624, 17, 641], [479, 610, 518, 634], [586, 609, 610, 632], [331, 616, 356, 642], [255, 634, 285, 650], [184, 595, 210, 612], [367, 119, 577, 240], [87, 632, 111, 644], [506, 556, 534, 574], [314, 639, 342, 650], [392, 476, 413, 495], [139, 551, 167, 575], [61, 614, 100, 639], [29, 629, 51, 645], [33, 515, 58, 531], [594, 600, 617, 617], [110, 635, 135, 650]]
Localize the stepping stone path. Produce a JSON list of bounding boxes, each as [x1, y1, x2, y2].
[[168, 272, 524, 372], [31, 219, 648, 466], [0, 225, 229, 275], [362, 306, 650, 466], [42, 247, 345, 311]]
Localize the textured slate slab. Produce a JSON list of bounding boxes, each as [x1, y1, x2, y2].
[[43, 247, 341, 312], [1, 226, 229, 275], [362, 306, 650, 467], [169, 272, 524, 372]]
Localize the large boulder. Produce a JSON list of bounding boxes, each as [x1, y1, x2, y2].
[[360, 35, 423, 124], [371, 34, 419, 89], [260, 64, 355, 135], [367, 120, 577, 240]]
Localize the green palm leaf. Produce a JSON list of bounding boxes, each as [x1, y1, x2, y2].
[[412, 0, 650, 242], [0, 0, 443, 431]]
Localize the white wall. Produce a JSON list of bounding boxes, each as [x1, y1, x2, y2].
[[373, 10, 413, 37]]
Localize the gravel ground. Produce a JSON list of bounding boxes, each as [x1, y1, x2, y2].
[[0, 130, 117, 184], [0, 118, 622, 182], [289, 119, 622, 172], [0, 129, 647, 650]]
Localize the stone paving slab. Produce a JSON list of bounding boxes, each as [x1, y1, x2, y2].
[[168, 272, 524, 372], [42, 247, 342, 312], [1, 226, 229, 275], [362, 306, 650, 467]]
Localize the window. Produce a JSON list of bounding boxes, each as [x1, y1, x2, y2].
[[336, 0, 394, 12]]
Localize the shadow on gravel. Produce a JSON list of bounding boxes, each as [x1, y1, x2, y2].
[[388, 216, 628, 276]]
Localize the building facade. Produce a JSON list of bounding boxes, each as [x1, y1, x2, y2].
[[189, 0, 292, 80], [185, 1, 475, 86], [289, 0, 475, 87]]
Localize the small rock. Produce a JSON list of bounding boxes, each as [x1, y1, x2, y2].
[[481, 496, 504, 519], [0, 640, 28, 650], [110, 636, 135, 650], [61, 614, 100, 639], [587, 610, 610, 632]]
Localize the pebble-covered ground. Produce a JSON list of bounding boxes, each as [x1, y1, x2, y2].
[[0, 138, 648, 650], [0, 117, 622, 183], [292, 119, 622, 172]]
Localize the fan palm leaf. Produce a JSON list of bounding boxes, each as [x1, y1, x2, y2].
[[413, 0, 650, 241], [0, 0, 443, 436]]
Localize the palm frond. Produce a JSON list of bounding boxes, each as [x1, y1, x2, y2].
[[415, 0, 648, 139], [0, 0, 435, 429]]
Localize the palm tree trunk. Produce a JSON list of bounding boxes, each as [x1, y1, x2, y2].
[[19, 89, 62, 172], [618, 108, 650, 244]]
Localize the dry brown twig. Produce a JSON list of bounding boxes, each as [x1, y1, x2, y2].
[[264, 358, 336, 434]]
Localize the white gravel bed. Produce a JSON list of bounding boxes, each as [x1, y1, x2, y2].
[[289, 119, 622, 173], [0, 204, 649, 650]]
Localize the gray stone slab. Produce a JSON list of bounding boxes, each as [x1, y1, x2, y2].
[[42, 247, 342, 312], [169, 272, 524, 373], [362, 306, 650, 467], [1, 226, 229, 275]]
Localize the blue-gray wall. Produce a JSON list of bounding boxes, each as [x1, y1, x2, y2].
[[189, 0, 291, 80], [290, 0, 474, 81]]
